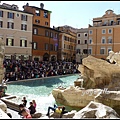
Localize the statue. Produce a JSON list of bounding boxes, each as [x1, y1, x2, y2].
[[0, 37, 6, 97]]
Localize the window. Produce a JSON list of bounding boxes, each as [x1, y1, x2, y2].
[[88, 48, 92, 54], [64, 36, 66, 40], [21, 24, 27, 30], [78, 34, 80, 37], [45, 43, 48, 50], [16, 13, 19, 17], [102, 37, 106, 44], [54, 33, 58, 39], [78, 40, 80, 44], [54, 44, 58, 51], [89, 30, 92, 35], [83, 49, 88, 54], [108, 29, 112, 34], [8, 12, 14, 19], [108, 37, 112, 44], [0, 21, 3, 28], [45, 22, 48, 25], [35, 19, 40, 23], [64, 44, 65, 48], [108, 48, 112, 54], [89, 39, 92, 44], [102, 29, 106, 34], [33, 28, 38, 35], [100, 48, 105, 54], [44, 11, 48, 18], [50, 44, 53, 51], [45, 30, 49, 37], [7, 22, 14, 29], [21, 14, 27, 21], [84, 40, 87, 44], [33, 42, 37, 49], [84, 33, 87, 37], [0, 11, 3, 17], [20, 40, 27, 47], [6, 38, 14, 46], [76, 49, 81, 54], [108, 11, 110, 14], [36, 10, 40, 16], [50, 32, 53, 38]]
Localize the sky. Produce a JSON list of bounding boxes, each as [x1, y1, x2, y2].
[[1, 1, 120, 29]]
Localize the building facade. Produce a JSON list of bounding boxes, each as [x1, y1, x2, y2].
[[76, 28, 88, 63], [32, 25, 60, 61], [58, 27, 77, 62], [23, 3, 60, 61], [0, 3, 33, 60], [88, 9, 120, 59]]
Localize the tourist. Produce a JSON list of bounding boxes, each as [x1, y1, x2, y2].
[[22, 97, 27, 107], [46, 104, 68, 117], [20, 109, 32, 119], [32, 100, 36, 109], [18, 104, 30, 118], [3, 59, 80, 82], [28, 102, 36, 115]]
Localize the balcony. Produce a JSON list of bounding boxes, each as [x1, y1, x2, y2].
[[89, 21, 120, 27]]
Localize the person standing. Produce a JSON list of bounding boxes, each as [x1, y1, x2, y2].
[[22, 97, 27, 107]]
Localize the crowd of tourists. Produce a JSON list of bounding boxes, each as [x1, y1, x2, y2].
[[2, 59, 80, 82]]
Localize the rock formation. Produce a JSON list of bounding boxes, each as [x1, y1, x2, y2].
[[73, 101, 120, 118], [78, 55, 120, 90], [52, 85, 102, 108], [0, 38, 5, 84]]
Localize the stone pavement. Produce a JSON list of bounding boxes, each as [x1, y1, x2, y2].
[[7, 108, 22, 119]]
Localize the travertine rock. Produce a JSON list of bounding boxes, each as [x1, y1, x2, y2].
[[78, 55, 120, 90], [0, 100, 7, 113], [95, 91, 120, 116], [52, 86, 102, 108], [73, 101, 120, 119]]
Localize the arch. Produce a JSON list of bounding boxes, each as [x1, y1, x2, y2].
[[51, 55, 56, 61], [43, 53, 49, 61]]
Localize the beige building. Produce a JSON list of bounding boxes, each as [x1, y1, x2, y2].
[[0, 3, 33, 60], [76, 28, 88, 63], [58, 26, 76, 62], [88, 9, 120, 59]]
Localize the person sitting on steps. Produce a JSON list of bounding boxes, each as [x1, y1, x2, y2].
[[46, 104, 68, 117]]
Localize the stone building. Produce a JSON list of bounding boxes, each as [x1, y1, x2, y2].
[[76, 28, 88, 63], [23, 3, 60, 61], [0, 3, 33, 60], [88, 9, 120, 59]]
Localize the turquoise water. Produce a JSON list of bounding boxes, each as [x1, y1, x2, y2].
[[7, 74, 80, 113]]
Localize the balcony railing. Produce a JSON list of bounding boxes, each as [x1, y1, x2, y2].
[[89, 21, 120, 27]]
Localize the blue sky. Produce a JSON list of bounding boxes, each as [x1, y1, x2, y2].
[[1, 1, 120, 28]]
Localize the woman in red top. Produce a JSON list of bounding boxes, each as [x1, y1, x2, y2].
[[21, 109, 32, 119]]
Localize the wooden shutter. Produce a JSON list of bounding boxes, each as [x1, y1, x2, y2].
[[26, 15, 27, 21], [20, 40, 22, 47], [36, 43, 37, 49], [21, 24, 23, 30], [6, 38, 8, 46], [7, 22, 9, 28], [25, 25, 27, 30], [13, 13, 14, 19], [25, 40, 27, 47], [1, 21, 3, 28], [12, 23, 14, 29], [1, 11, 3, 17], [12, 39, 14, 46], [21, 14, 23, 20], [7, 12, 9, 18]]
